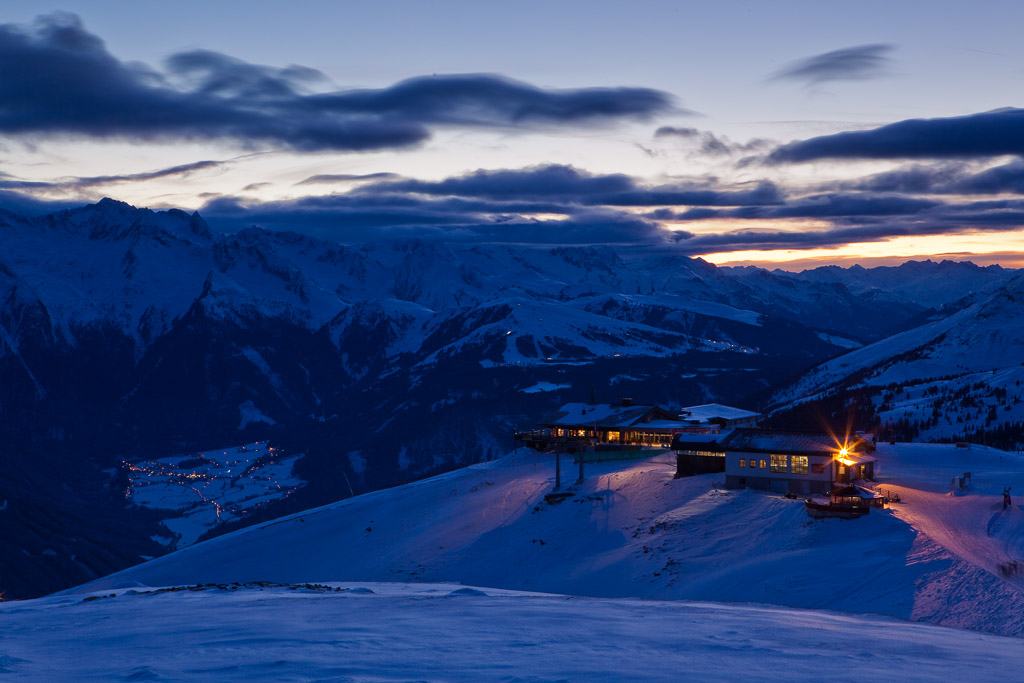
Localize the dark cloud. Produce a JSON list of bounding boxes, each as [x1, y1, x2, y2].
[[363, 165, 634, 201], [0, 189, 86, 215], [950, 160, 1024, 194], [359, 165, 784, 207], [842, 159, 1024, 196], [769, 108, 1024, 162], [769, 44, 894, 87], [930, 209, 1024, 226], [306, 74, 682, 126], [0, 13, 675, 152], [191, 165, 788, 244], [841, 163, 969, 193], [654, 126, 770, 156], [676, 224, 913, 253], [0, 159, 224, 191], [199, 192, 667, 244], [165, 49, 328, 99], [667, 194, 1024, 255], [69, 160, 224, 188], [0, 178, 53, 190], [5, 153, 1021, 255], [296, 173, 401, 186], [654, 126, 700, 138], [673, 207, 720, 221], [672, 218, 1000, 255], [599, 181, 783, 207], [665, 193, 938, 222], [762, 193, 938, 219], [943, 198, 1024, 213]]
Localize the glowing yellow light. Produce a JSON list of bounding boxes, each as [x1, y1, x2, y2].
[[839, 448, 848, 457]]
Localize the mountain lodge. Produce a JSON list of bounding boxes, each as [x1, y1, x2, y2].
[[517, 398, 763, 463], [671, 428, 877, 495], [519, 399, 879, 507], [539, 400, 692, 448]]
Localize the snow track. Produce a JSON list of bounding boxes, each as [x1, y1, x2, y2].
[[888, 486, 1017, 579]]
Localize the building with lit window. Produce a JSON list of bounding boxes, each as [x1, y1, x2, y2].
[[670, 428, 876, 494], [722, 429, 875, 495], [538, 399, 690, 448], [527, 400, 768, 464]]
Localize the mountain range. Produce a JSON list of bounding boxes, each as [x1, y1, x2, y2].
[[769, 270, 1024, 446], [1, 198, 1019, 598]]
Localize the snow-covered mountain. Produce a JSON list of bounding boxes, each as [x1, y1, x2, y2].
[[69, 442, 1024, 639], [1, 198, 1015, 599], [6, 439, 1021, 676], [769, 272, 1024, 445], [734, 258, 1015, 309]]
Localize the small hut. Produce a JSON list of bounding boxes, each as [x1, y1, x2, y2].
[[805, 485, 871, 519]]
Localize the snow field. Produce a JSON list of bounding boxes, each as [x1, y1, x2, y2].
[[4, 583, 1024, 681], [12, 439, 1024, 676], [73, 442, 1024, 636]]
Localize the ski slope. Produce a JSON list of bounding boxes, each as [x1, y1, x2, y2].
[[873, 443, 1024, 583], [3, 582, 1024, 681], [8, 440, 1024, 678], [69, 442, 1024, 636]]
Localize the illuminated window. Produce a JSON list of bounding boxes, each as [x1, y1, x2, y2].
[[739, 459, 747, 468], [769, 454, 788, 473], [679, 449, 723, 458], [838, 465, 847, 475], [607, 431, 620, 442], [759, 459, 766, 469], [791, 456, 808, 474]]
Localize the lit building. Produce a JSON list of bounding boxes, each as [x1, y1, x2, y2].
[[538, 399, 691, 448], [671, 428, 876, 494]]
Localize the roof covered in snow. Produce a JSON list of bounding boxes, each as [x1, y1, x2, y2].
[[719, 429, 844, 456], [680, 403, 761, 423]]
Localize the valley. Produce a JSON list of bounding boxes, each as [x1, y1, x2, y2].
[[0, 198, 1020, 599]]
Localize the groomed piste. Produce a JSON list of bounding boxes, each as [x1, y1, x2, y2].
[[6, 441, 1024, 677]]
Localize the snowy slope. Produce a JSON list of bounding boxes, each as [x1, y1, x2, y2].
[[5, 582, 1024, 681], [2, 197, 1018, 599], [0, 199, 214, 351], [770, 272, 1024, 444], [777, 272, 1024, 397], [71, 442, 1024, 637]]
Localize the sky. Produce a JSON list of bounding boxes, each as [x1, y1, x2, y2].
[[3, 1, 1024, 268]]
